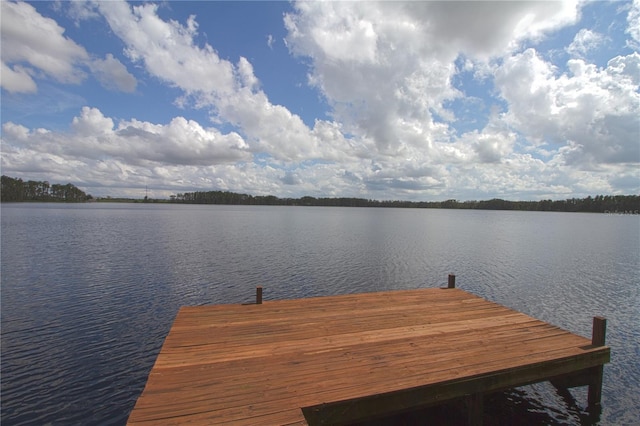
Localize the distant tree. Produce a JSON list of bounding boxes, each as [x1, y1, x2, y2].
[[1, 175, 24, 202], [155, 185, 639, 213], [0, 175, 91, 202]]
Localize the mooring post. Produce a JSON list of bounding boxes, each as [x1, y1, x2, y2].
[[448, 274, 456, 288], [591, 316, 606, 347], [256, 286, 263, 304], [587, 316, 607, 407]]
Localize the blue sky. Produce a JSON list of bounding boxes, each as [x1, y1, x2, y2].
[[1, 0, 639, 200]]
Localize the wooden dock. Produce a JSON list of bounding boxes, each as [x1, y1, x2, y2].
[[128, 277, 610, 425]]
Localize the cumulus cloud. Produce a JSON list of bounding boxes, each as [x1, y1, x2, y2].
[[236, 57, 260, 92], [93, 0, 357, 165], [1, 105, 260, 195], [470, 130, 517, 164], [1, 1, 637, 200], [627, 0, 640, 49], [282, 0, 580, 158], [407, 1, 578, 59], [566, 29, 606, 58], [285, 2, 457, 155], [274, 0, 597, 200], [495, 49, 640, 166], [3, 107, 251, 168], [71, 106, 114, 136]]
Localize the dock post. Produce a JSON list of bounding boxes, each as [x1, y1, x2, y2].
[[448, 274, 456, 288], [591, 316, 606, 347], [256, 286, 263, 304], [587, 316, 606, 407]]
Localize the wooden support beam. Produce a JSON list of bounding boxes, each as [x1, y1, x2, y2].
[[550, 369, 593, 389], [587, 366, 604, 407], [550, 317, 607, 410], [448, 274, 456, 289], [466, 393, 483, 426], [256, 286, 263, 304]]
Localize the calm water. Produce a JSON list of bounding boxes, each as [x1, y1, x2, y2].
[[1, 203, 638, 425]]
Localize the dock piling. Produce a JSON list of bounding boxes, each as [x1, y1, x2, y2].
[[256, 286, 263, 304], [550, 316, 608, 410], [588, 316, 607, 408], [465, 393, 483, 426], [591, 316, 606, 347], [448, 274, 456, 288]]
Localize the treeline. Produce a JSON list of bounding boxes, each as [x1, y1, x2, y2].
[[171, 191, 639, 213], [420, 196, 640, 213], [1, 175, 92, 202]]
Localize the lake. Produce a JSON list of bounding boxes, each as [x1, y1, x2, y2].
[[1, 203, 638, 425]]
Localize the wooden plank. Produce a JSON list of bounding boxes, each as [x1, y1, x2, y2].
[[128, 287, 610, 425], [154, 313, 542, 368], [134, 328, 596, 405]]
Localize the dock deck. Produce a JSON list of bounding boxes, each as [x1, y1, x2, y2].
[[128, 285, 610, 425]]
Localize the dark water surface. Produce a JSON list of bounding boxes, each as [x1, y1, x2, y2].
[[1, 203, 638, 425]]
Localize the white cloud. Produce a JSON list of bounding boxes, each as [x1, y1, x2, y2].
[[285, 2, 459, 155], [0, 62, 37, 93], [309, 8, 378, 64], [607, 52, 640, 85], [410, 1, 578, 59], [285, 2, 579, 64], [2, 1, 637, 201], [472, 131, 517, 164], [1, 1, 137, 94], [236, 57, 260, 92], [3, 107, 252, 169], [495, 49, 640, 166], [71, 106, 115, 136], [566, 29, 606, 58], [627, 0, 640, 49], [62, 0, 101, 24], [2, 122, 32, 141], [94, 0, 354, 166], [96, 2, 236, 99], [282, 0, 580, 160], [78, 0, 632, 201], [1, 1, 88, 92], [89, 54, 137, 93]]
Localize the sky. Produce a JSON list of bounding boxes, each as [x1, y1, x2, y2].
[[1, 0, 639, 201]]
